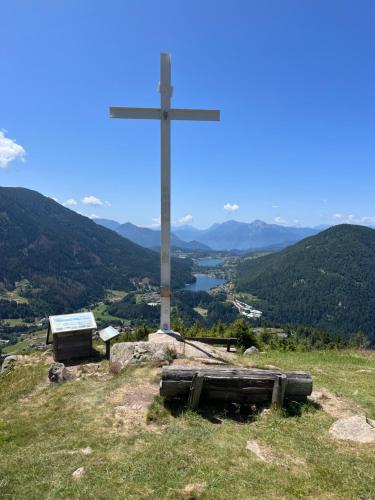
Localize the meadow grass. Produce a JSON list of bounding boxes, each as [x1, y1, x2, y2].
[[2, 330, 46, 355], [0, 350, 374, 499], [92, 303, 124, 323]]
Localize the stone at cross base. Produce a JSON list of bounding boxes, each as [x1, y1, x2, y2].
[[148, 330, 231, 363], [148, 330, 183, 343], [109, 331, 235, 372]]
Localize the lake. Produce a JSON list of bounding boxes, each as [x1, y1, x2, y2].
[[184, 273, 225, 292], [195, 258, 224, 268]]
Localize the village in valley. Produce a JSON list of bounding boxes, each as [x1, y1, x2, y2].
[[0, 250, 266, 355]]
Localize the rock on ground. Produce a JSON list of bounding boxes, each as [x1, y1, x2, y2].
[[244, 346, 259, 356], [80, 447, 93, 455], [330, 415, 375, 443], [110, 333, 235, 373], [48, 362, 75, 383], [246, 440, 268, 461], [72, 467, 85, 480], [110, 341, 174, 372], [149, 332, 234, 362], [1, 355, 18, 374]]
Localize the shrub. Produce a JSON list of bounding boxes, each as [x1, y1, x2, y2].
[[229, 319, 259, 349]]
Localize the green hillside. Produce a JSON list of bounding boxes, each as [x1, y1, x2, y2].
[[0, 187, 192, 316], [236, 224, 375, 344]]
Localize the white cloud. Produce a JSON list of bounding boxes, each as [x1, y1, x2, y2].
[[0, 130, 26, 168], [333, 213, 354, 223], [89, 214, 99, 219], [274, 216, 287, 225], [151, 216, 161, 227], [332, 213, 375, 226], [361, 216, 375, 225], [63, 198, 78, 207], [179, 214, 193, 224], [224, 203, 240, 213], [271, 205, 280, 209], [82, 195, 104, 206], [105, 200, 111, 207]]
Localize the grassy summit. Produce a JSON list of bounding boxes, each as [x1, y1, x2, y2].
[[237, 224, 375, 344], [0, 350, 374, 499]]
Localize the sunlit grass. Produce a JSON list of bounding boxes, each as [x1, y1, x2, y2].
[[0, 350, 374, 499]]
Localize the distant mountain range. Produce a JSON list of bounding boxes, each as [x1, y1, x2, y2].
[[0, 188, 193, 316], [96, 218, 321, 251], [94, 219, 210, 251], [236, 224, 375, 345]]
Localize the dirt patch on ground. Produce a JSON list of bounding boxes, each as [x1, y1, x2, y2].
[[171, 357, 231, 368], [246, 439, 306, 470], [181, 482, 207, 499], [108, 368, 161, 434], [310, 388, 363, 419]]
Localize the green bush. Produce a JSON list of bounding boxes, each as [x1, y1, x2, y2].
[[229, 319, 259, 349]]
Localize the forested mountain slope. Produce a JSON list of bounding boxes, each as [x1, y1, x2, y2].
[[236, 224, 375, 344], [0, 187, 192, 315]]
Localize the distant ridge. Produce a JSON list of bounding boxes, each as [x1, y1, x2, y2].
[[93, 218, 121, 231], [95, 219, 322, 252], [173, 219, 319, 251], [95, 220, 211, 251], [236, 224, 375, 344]]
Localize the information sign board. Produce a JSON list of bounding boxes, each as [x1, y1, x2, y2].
[[49, 312, 97, 334], [99, 326, 120, 343]]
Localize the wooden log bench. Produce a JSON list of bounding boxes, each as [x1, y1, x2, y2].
[[183, 337, 237, 352], [160, 366, 313, 410]]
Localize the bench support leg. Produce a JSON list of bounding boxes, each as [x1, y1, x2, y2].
[[271, 374, 287, 407], [187, 373, 205, 410]]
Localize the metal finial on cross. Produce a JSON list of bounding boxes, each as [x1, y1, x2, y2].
[[109, 53, 220, 333]]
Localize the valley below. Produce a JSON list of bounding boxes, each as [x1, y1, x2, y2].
[[1, 188, 375, 353]]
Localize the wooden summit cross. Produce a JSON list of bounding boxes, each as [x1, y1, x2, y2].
[[110, 53, 220, 333]]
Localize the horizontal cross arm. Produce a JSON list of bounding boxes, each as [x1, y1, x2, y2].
[[169, 108, 220, 121], [109, 107, 161, 120]]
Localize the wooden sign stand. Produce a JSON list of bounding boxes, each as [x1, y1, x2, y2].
[[98, 326, 120, 360]]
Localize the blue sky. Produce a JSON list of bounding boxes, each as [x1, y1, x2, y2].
[[1, 0, 375, 228]]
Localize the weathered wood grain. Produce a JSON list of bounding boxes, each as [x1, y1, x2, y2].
[[160, 366, 312, 406]]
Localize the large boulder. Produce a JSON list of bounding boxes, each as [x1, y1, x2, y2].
[[330, 415, 375, 443], [1, 355, 18, 374], [110, 341, 174, 372]]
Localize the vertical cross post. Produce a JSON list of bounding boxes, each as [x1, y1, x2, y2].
[[109, 53, 220, 334], [159, 54, 172, 332]]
